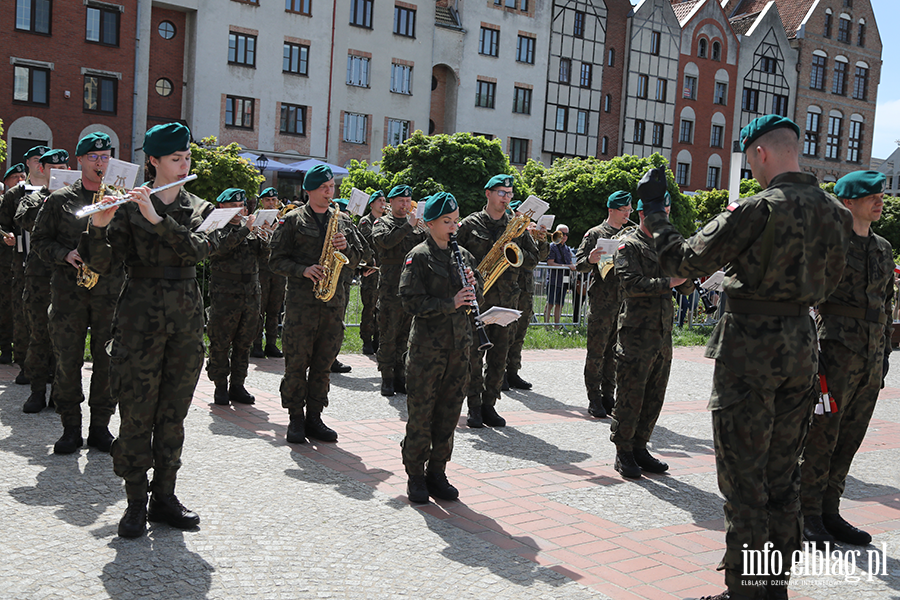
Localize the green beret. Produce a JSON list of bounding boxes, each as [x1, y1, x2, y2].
[[303, 164, 334, 191], [424, 192, 459, 222], [40, 150, 69, 165], [509, 199, 523, 212], [739, 115, 800, 152], [259, 187, 278, 198], [485, 174, 514, 189], [368, 190, 385, 205], [834, 171, 887, 200], [24, 145, 51, 161], [75, 132, 112, 156], [216, 188, 247, 205], [3, 164, 26, 181], [607, 191, 632, 209], [142, 122, 191, 157], [636, 192, 671, 212], [387, 185, 412, 199]]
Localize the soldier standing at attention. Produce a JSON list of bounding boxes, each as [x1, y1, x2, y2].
[[801, 171, 894, 547], [399, 192, 482, 503], [269, 165, 363, 444], [373, 184, 427, 397], [358, 190, 386, 356], [611, 193, 693, 479], [83, 122, 213, 539], [576, 191, 633, 418], [0, 164, 28, 365], [250, 187, 285, 359], [207, 188, 266, 406], [638, 115, 852, 600], [32, 133, 125, 455]]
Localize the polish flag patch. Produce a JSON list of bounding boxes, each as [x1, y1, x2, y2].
[[405, 257, 413, 265], [617, 243, 626, 251], [726, 202, 739, 212]]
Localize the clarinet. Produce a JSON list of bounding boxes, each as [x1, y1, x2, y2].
[[693, 279, 716, 313], [449, 233, 493, 351]]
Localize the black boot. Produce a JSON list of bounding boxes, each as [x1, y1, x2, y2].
[[823, 512, 871, 545], [587, 394, 607, 418], [148, 493, 200, 529], [213, 381, 230, 406], [393, 374, 406, 395], [426, 470, 459, 501], [507, 370, 532, 390], [305, 411, 338, 442], [614, 450, 642, 479], [0, 345, 11, 364], [265, 343, 283, 358], [286, 413, 307, 444], [407, 475, 429, 504], [601, 393, 615, 416], [362, 340, 375, 355], [802, 514, 835, 545], [501, 373, 510, 391], [229, 381, 256, 405], [250, 343, 266, 358], [633, 448, 668, 473], [481, 405, 506, 427], [118, 497, 148, 538], [87, 426, 115, 453], [54, 427, 83, 454], [15, 368, 30, 385], [22, 390, 47, 413], [330, 358, 352, 373], [466, 405, 484, 428], [380, 370, 395, 397]]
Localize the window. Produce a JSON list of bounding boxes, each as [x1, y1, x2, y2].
[[394, 6, 415, 37], [84, 75, 117, 113], [476, 80, 496, 108], [804, 111, 821, 156], [510, 138, 528, 165], [604, 94, 611, 112], [280, 103, 306, 135], [516, 36, 535, 64], [858, 22, 866, 47], [650, 31, 661, 55], [13, 65, 49, 105], [155, 78, 172, 97], [283, 43, 309, 75], [225, 95, 253, 128], [811, 55, 826, 90], [158, 20, 176, 39], [707, 167, 720, 189], [711, 125, 723, 148], [824, 12, 832, 38], [853, 66, 868, 100], [559, 58, 571, 84], [350, 0, 373, 28], [600, 136, 609, 155], [826, 115, 842, 160], [607, 49, 615, 67], [86, 6, 119, 46], [676, 163, 690, 187], [576, 111, 589, 135], [772, 94, 788, 117], [513, 87, 532, 114], [698, 39, 707, 58], [573, 11, 585, 38], [651, 122, 664, 147], [286, 0, 312, 15], [346, 55, 370, 87], [495, 0, 528, 11], [679, 120, 693, 144], [555, 107, 568, 131], [761, 56, 776, 74], [742, 88, 760, 112], [683, 75, 697, 99], [580, 63, 592, 88], [479, 27, 500, 57], [712, 41, 721, 61], [656, 78, 667, 102], [637, 74, 649, 99], [838, 18, 851, 43], [390, 63, 412, 94], [633, 120, 645, 144], [344, 112, 367, 143], [714, 82, 727, 105], [847, 119, 863, 163], [16, 0, 51, 34], [832, 61, 847, 95], [386, 119, 410, 146], [229, 33, 256, 67]]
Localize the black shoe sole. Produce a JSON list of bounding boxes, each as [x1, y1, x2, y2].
[[117, 525, 147, 539], [147, 513, 200, 529]]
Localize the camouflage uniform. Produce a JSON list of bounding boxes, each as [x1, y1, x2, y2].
[[0, 244, 12, 354], [255, 226, 286, 350], [31, 180, 125, 430], [0, 184, 32, 366], [206, 222, 265, 385], [507, 233, 549, 375], [457, 209, 541, 408], [269, 203, 362, 418], [645, 172, 853, 595], [576, 222, 625, 405], [79, 188, 214, 499], [610, 228, 693, 451], [357, 211, 379, 346], [399, 237, 481, 475], [801, 232, 893, 516]]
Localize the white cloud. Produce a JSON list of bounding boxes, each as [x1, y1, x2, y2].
[[872, 99, 900, 160]]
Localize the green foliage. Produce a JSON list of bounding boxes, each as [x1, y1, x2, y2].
[[740, 178, 763, 196], [690, 189, 731, 228], [0, 119, 6, 165], [873, 195, 900, 257], [339, 159, 391, 199], [185, 136, 264, 203]]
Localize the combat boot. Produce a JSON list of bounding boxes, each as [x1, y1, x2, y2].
[[601, 394, 615, 416], [148, 493, 200, 529], [466, 406, 484, 428], [265, 343, 283, 358], [286, 413, 307, 444], [633, 448, 668, 473], [362, 340, 375, 355], [250, 343, 266, 358], [501, 373, 510, 391], [507, 370, 532, 390], [53, 427, 83, 454], [22, 390, 47, 413], [330, 358, 352, 373], [117, 497, 148, 539], [614, 450, 642, 479], [15, 368, 30, 385], [380, 369, 395, 397], [587, 393, 607, 418], [822, 512, 871, 545], [87, 426, 115, 453], [481, 405, 506, 427], [426, 470, 459, 501], [407, 475, 429, 504], [802, 514, 835, 545], [229, 380, 256, 405], [393, 374, 407, 395], [305, 410, 338, 442], [213, 381, 230, 405], [0, 345, 11, 364]]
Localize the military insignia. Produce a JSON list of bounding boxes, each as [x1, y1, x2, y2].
[[95, 140, 103, 149], [405, 257, 413, 265], [617, 243, 626, 251], [726, 202, 739, 212], [702, 220, 720, 236], [449, 199, 457, 210], [503, 177, 512, 186]]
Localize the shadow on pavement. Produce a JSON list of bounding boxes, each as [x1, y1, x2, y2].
[[650, 424, 716, 457], [284, 444, 392, 502], [465, 426, 594, 478]]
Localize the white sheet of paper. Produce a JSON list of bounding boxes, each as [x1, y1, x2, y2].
[[517, 195, 549, 221], [347, 188, 368, 216], [700, 270, 726, 292], [537, 214, 554, 231], [478, 306, 522, 327], [416, 200, 426, 221], [196, 208, 242, 232], [594, 238, 620, 254], [104, 158, 140, 191], [254, 209, 279, 229], [49, 169, 81, 191]]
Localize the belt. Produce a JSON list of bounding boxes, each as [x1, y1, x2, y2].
[[211, 270, 258, 284], [128, 266, 197, 279], [818, 302, 887, 325], [725, 297, 808, 317]]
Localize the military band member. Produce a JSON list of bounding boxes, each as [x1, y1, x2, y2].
[[251, 187, 285, 359], [639, 115, 852, 599], [0, 164, 27, 365], [358, 190, 386, 356], [373, 185, 426, 396], [576, 191, 633, 418], [801, 171, 893, 547], [269, 165, 363, 444], [32, 133, 125, 455]]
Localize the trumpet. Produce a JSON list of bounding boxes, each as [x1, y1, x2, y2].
[[551, 230, 565, 244], [239, 214, 274, 242]]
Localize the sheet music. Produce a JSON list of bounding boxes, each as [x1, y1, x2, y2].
[[104, 158, 140, 191], [196, 208, 242, 232], [537, 214, 555, 231], [700, 270, 726, 292], [347, 188, 368, 216], [254, 209, 279, 229], [478, 306, 522, 327], [517, 195, 549, 221], [594, 238, 620, 254], [49, 169, 81, 191]]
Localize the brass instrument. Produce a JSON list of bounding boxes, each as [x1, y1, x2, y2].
[[314, 200, 350, 302], [78, 169, 115, 289], [477, 210, 532, 295], [551, 229, 565, 244], [599, 219, 640, 280], [529, 226, 547, 242]]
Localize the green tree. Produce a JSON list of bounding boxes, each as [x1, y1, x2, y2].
[[339, 159, 391, 199], [0, 119, 6, 165], [688, 179, 763, 228], [185, 136, 264, 203]]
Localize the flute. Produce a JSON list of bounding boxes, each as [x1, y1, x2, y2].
[[449, 233, 493, 351], [76, 174, 199, 217]]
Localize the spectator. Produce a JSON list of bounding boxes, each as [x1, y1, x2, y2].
[[545, 224, 574, 325]]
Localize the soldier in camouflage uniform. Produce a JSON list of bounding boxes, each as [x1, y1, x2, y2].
[[250, 187, 285, 359], [399, 192, 483, 503], [358, 190, 386, 355], [576, 191, 634, 418], [800, 171, 894, 548], [32, 133, 125, 456], [269, 165, 363, 444], [457, 174, 542, 428], [0, 164, 28, 365], [639, 115, 853, 600], [373, 185, 427, 396], [83, 122, 212, 538], [610, 195, 693, 479]]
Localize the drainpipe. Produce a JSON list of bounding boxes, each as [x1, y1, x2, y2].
[[326, 0, 338, 160]]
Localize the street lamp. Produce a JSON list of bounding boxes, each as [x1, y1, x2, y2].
[[256, 153, 269, 174]]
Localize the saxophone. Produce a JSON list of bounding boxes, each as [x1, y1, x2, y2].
[[313, 200, 350, 302], [77, 169, 113, 289], [477, 209, 532, 295], [599, 220, 639, 280]]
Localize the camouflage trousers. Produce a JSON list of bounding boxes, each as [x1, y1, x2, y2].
[[280, 301, 344, 416], [0, 248, 12, 346], [801, 339, 881, 516], [401, 344, 470, 476], [359, 275, 378, 344], [255, 270, 285, 346], [48, 292, 117, 428], [506, 285, 533, 374], [610, 327, 671, 451], [207, 290, 259, 384], [584, 298, 617, 400], [24, 276, 53, 391], [108, 326, 205, 500], [11, 258, 29, 365], [376, 294, 411, 375], [467, 321, 511, 408], [711, 360, 816, 594]]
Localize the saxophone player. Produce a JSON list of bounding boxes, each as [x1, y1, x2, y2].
[[269, 165, 363, 444]]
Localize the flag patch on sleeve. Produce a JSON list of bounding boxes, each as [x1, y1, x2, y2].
[[405, 257, 413, 265], [726, 202, 739, 212], [617, 243, 626, 251]]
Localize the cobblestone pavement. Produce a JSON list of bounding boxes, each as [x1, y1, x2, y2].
[[1, 346, 899, 600]]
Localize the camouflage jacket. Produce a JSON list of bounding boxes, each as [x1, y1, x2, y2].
[[372, 214, 427, 297], [645, 171, 853, 383], [357, 212, 379, 292], [0, 183, 28, 239], [14, 187, 52, 278], [32, 179, 125, 297], [399, 236, 483, 350], [577, 221, 625, 310], [80, 186, 214, 334], [208, 222, 267, 295], [268, 202, 363, 309], [615, 228, 694, 332], [816, 231, 893, 360]]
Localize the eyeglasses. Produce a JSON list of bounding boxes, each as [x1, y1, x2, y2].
[[84, 154, 111, 163], [493, 190, 513, 198]]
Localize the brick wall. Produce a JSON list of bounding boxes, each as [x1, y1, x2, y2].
[[598, 0, 631, 158], [146, 7, 186, 129]]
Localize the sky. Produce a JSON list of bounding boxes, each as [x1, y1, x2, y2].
[[867, 0, 896, 159]]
